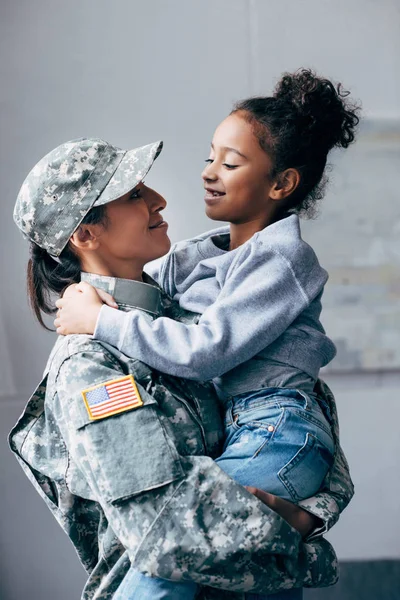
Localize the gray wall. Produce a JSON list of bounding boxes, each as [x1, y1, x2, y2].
[[1, 1, 399, 598]]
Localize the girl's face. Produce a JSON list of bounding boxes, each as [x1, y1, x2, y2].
[[202, 112, 276, 225], [91, 183, 170, 268]]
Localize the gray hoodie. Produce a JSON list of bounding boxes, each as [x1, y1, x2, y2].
[[95, 214, 336, 398]]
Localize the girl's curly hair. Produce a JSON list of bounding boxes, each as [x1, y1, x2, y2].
[[232, 69, 361, 217]]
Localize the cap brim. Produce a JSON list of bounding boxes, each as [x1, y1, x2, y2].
[[93, 140, 163, 207]]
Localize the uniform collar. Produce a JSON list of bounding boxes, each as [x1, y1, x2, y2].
[[80, 272, 163, 316]]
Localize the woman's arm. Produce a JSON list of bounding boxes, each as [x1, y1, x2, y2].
[[53, 345, 337, 593]]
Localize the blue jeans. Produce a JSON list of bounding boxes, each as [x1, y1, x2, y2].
[[216, 387, 335, 502], [115, 388, 333, 599], [113, 571, 197, 599], [114, 575, 303, 600]]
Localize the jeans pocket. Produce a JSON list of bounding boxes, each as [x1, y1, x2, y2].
[[278, 432, 334, 502]]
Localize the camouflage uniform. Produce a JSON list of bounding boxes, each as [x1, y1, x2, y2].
[[11, 138, 353, 599], [10, 272, 352, 600]]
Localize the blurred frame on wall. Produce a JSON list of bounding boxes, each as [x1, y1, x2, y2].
[[302, 119, 400, 372]]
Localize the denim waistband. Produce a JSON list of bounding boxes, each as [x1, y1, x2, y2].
[[229, 387, 313, 413], [223, 386, 333, 429]]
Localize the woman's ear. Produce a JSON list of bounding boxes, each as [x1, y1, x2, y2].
[[269, 168, 301, 201], [69, 224, 101, 252]]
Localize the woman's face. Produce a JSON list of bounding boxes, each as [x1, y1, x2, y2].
[[201, 112, 275, 224], [95, 182, 170, 266]]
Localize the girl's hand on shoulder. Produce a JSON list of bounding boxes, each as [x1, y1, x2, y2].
[[54, 282, 117, 335]]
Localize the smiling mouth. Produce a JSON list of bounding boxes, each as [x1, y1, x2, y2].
[[149, 220, 168, 230], [204, 189, 225, 204], [204, 189, 226, 203]]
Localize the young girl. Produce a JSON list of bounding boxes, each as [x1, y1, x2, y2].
[[56, 69, 359, 598]]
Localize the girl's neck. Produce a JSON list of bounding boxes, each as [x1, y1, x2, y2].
[[229, 211, 285, 250], [227, 200, 289, 250]]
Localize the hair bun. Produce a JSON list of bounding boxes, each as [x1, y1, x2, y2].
[[273, 69, 360, 151]]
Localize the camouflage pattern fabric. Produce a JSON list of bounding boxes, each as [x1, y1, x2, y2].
[[9, 274, 352, 599], [13, 138, 163, 256]]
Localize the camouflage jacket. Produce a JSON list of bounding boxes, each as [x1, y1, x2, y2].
[[9, 273, 353, 600]]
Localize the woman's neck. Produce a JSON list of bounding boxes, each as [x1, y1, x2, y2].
[[80, 255, 144, 282]]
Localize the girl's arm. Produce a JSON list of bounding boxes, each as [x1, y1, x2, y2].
[[56, 240, 326, 381]]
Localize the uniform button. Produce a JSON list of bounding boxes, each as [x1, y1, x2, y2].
[[267, 425, 275, 432]]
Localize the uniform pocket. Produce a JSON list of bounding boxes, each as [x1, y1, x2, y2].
[[75, 384, 185, 504], [278, 432, 334, 502]]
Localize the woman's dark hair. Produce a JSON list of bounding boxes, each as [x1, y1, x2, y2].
[[27, 205, 109, 329], [232, 68, 360, 217]]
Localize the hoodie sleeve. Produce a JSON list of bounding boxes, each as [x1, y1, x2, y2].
[[94, 239, 327, 380]]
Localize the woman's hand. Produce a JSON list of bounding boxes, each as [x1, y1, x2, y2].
[[246, 487, 322, 538], [54, 282, 117, 335]]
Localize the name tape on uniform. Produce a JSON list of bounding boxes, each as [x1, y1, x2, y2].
[[81, 374, 143, 420]]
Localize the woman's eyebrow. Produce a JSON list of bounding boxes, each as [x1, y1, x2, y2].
[[211, 143, 248, 160]]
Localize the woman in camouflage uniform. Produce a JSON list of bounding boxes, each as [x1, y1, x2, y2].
[[10, 137, 352, 599]]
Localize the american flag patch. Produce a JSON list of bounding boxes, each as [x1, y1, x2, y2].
[[81, 375, 143, 421]]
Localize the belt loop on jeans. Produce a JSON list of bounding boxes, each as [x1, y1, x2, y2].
[[296, 389, 310, 410]]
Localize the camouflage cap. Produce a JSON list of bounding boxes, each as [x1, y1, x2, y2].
[[14, 138, 163, 256]]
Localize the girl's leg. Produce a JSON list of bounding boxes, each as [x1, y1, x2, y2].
[[114, 569, 198, 600], [216, 388, 334, 600], [216, 389, 334, 502]]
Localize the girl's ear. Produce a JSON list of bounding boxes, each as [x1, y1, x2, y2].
[[269, 168, 301, 201], [69, 224, 101, 252]]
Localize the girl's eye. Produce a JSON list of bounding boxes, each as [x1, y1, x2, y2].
[[204, 159, 238, 169]]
